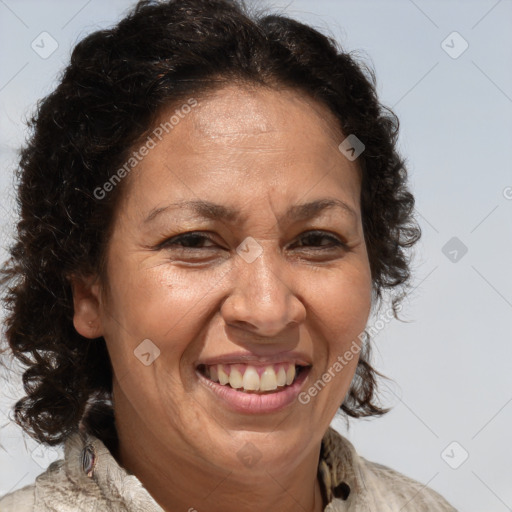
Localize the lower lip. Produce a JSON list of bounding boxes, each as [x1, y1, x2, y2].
[[196, 367, 311, 414]]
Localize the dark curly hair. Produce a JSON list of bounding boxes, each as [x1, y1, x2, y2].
[[0, 0, 420, 447]]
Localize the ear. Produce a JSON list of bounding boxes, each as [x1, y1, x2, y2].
[[68, 273, 104, 339]]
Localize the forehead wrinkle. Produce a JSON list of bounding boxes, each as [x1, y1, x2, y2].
[[142, 196, 357, 232], [143, 199, 241, 225], [192, 85, 344, 149]]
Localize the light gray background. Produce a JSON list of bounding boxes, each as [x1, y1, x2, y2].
[[1, 1, 511, 511]]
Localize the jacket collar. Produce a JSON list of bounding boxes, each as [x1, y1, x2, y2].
[[318, 426, 358, 505], [62, 424, 357, 511]]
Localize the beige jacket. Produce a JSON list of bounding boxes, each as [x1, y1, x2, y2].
[[0, 426, 457, 511]]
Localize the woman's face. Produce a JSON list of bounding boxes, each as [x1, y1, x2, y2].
[[75, 84, 372, 478]]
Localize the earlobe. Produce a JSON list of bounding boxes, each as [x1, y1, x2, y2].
[[69, 274, 104, 339]]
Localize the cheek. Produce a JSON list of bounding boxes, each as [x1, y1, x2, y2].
[[309, 263, 371, 391], [101, 259, 224, 361], [309, 263, 372, 337], [303, 268, 371, 410]]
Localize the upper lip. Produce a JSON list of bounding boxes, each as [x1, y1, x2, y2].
[[194, 351, 312, 368]]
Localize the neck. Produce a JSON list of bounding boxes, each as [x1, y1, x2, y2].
[[113, 400, 326, 512]]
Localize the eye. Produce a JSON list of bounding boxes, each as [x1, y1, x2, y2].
[[292, 230, 346, 250], [157, 230, 346, 255], [159, 232, 219, 250]]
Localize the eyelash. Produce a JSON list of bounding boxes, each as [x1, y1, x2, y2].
[[159, 230, 346, 251]]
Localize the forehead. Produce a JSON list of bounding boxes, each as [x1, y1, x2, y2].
[[120, 84, 361, 221], [190, 84, 343, 145]]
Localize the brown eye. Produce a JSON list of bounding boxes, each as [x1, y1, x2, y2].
[[293, 231, 346, 249], [159, 232, 218, 250]]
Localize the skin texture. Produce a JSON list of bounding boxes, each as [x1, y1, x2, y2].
[[71, 84, 373, 512]]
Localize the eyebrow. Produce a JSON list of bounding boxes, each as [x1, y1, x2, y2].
[[143, 198, 357, 225]]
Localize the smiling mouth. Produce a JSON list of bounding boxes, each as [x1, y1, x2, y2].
[[196, 362, 310, 394]]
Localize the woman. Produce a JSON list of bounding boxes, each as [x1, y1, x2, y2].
[[0, 0, 457, 510]]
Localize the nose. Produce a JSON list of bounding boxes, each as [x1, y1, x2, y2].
[[220, 247, 306, 338]]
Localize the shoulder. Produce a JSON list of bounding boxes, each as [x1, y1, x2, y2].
[[0, 458, 74, 512], [0, 428, 163, 512], [358, 456, 458, 511], [0, 430, 102, 512], [0, 482, 36, 512], [320, 427, 458, 511]]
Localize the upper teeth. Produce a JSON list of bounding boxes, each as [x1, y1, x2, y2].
[[205, 363, 297, 392]]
